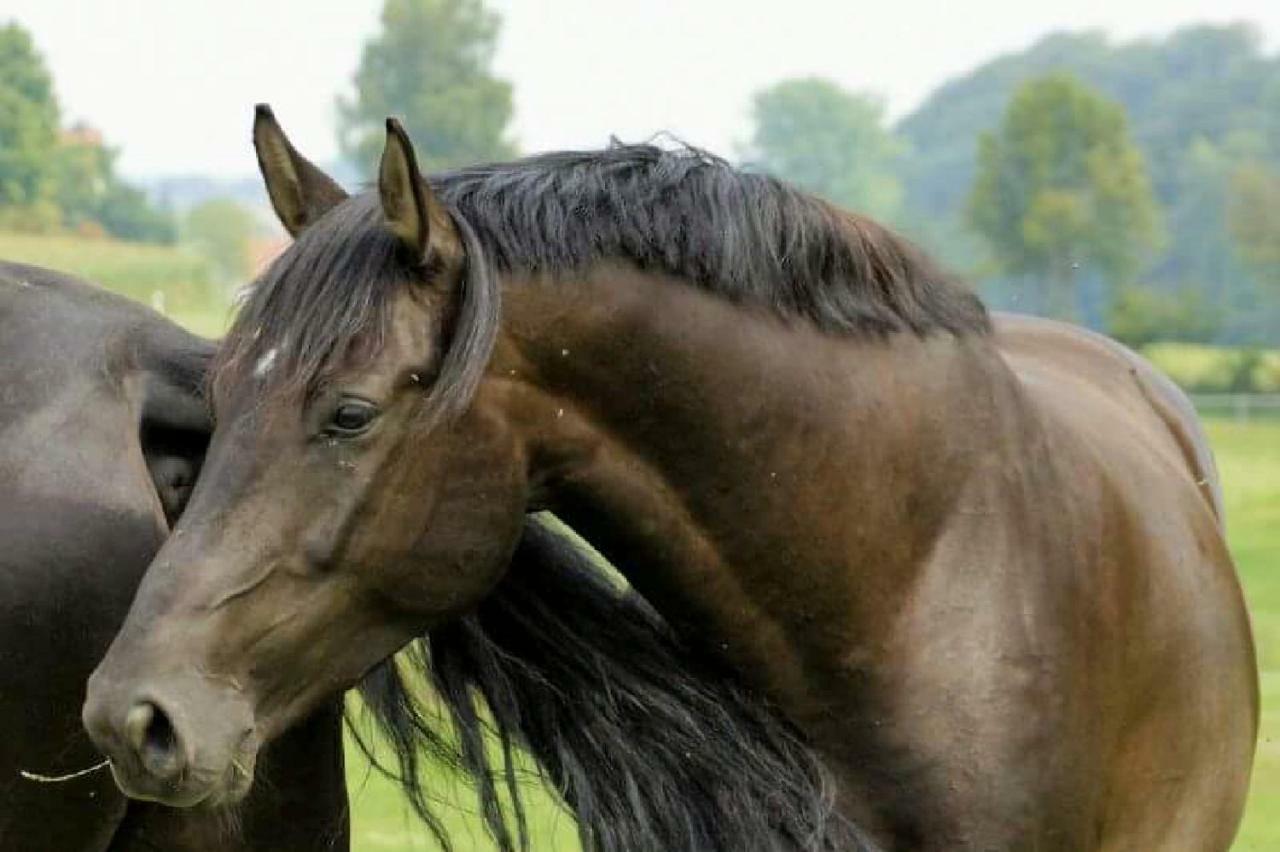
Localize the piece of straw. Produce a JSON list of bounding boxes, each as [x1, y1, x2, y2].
[[19, 759, 111, 783]]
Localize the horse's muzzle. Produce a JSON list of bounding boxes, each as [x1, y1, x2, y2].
[[82, 666, 258, 808]]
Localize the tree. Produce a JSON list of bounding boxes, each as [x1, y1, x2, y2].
[[98, 182, 176, 244], [1227, 161, 1280, 290], [53, 125, 112, 232], [0, 23, 174, 241], [183, 199, 255, 282], [967, 74, 1160, 319], [0, 22, 60, 218], [895, 24, 1280, 342], [1158, 139, 1248, 300], [52, 125, 176, 243], [1106, 285, 1221, 349], [337, 0, 515, 175], [742, 78, 902, 221]]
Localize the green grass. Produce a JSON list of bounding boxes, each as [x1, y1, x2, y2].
[[0, 231, 232, 337], [343, 739, 579, 851], [1211, 420, 1280, 851]]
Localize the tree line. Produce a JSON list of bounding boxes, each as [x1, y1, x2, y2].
[[3, 4, 1277, 347], [291, 6, 1280, 348], [898, 25, 1280, 346], [0, 24, 174, 243]]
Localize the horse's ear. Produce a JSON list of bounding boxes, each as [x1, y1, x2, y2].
[[378, 117, 454, 267], [253, 104, 348, 237]]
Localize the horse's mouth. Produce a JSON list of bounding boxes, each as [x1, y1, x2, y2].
[[107, 749, 255, 810], [194, 768, 254, 811]]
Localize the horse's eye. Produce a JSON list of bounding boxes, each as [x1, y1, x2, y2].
[[326, 401, 378, 436]]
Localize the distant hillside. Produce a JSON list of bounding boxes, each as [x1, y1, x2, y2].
[[900, 24, 1280, 219], [896, 23, 1280, 343]]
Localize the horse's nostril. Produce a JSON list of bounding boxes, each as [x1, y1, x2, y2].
[[125, 701, 183, 780]]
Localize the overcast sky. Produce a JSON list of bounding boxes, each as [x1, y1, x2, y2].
[[6, 0, 1280, 179]]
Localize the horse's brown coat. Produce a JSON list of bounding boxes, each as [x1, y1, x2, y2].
[[494, 274, 1258, 848], [85, 117, 1256, 851]]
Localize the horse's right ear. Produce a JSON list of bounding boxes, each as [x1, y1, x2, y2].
[[253, 104, 348, 237]]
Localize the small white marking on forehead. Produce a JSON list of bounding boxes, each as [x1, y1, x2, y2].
[[254, 348, 279, 378]]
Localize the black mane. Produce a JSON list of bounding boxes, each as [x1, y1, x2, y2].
[[435, 144, 986, 337], [351, 517, 878, 852], [216, 143, 987, 401]]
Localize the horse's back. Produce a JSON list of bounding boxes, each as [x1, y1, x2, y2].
[[994, 312, 1224, 517], [993, 312, 1257, 850]]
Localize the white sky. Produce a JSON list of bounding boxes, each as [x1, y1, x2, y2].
[[5, 0, 1280, 179]]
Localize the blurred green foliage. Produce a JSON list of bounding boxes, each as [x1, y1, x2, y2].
[[742, 78, 903, 222], [896, 24, 1280, 344], [1107, 285, 1222, 350], [1228, 160, 1280, 289], [183, 198, 257, 284], [0, 23, 59, 212], [967, 74, 1160, 319], [5, 13, 1279, 347], [337, 0, 516, 176], [0, 22, 175, 242], [1143, 342, 1280, 394]]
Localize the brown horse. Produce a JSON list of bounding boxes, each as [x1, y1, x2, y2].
[[85, 107, 1257, 850]]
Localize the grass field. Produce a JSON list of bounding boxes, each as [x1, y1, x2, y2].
[[342, 742, 578, 851], [1215, 420, 1280, 851], [0, 231, 231, 337]]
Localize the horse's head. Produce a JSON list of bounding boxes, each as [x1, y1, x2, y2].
[[83, 108, 531, 807]]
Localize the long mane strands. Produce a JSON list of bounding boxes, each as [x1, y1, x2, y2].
[[211, 194, 497, 420], [216, 142, 984, 409], [433, 143, 989, 338], [213, 196, 409, 402], [353, 518, 877, 852]]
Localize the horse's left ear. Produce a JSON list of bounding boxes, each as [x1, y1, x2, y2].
[[378, 118, 455, 268], [253, 104, 348, 237]]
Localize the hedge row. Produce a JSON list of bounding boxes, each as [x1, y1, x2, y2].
[[1143, 343, 1280, 394]]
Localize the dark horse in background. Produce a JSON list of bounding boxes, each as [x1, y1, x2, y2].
[[0, 261, 348, 850], [86, 108, 1257, 850]]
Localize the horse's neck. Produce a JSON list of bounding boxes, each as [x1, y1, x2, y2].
[[502, 266, 999, 717]]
